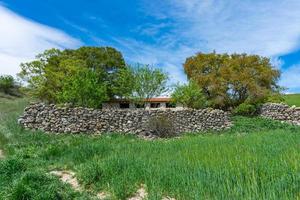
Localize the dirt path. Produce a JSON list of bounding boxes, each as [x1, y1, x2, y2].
[[50, 170, 110, 199], [0, 149, 4, 159], [128, 185, 148, 200], [49, 170, 175, 200], [50, 170, 81, 191]]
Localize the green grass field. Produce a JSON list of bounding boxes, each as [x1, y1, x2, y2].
[[284, 93, 300, 107], [0, 97, 300, 199]]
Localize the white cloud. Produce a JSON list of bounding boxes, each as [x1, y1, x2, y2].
[[0, 5, 81, 76], [111, 37, 193, 85], [142, 0, 300, 57], [115, 0, 300, 88]]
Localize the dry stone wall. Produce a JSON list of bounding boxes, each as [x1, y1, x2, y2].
[[260, 103, 300, 125], [18, 103, 232, 135]]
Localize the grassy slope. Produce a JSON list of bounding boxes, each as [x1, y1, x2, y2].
[[284, 94, 300, 107], [0, 98, 300, 199]]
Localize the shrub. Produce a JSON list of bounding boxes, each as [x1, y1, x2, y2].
[[267, 93, 285, 103], [0, 75, 20, 96], [233, 103, 257, 116], [147, 115, 176, 138], [171, 81, 207, 109]]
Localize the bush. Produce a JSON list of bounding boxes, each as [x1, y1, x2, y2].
[[171, 81, 207, 109], [0, 75, 20, 96], [233, 103, 257, 116], [147, 115, 176, 138], [267, 93, 285, 103]]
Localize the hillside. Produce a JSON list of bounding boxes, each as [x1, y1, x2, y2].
[[284, 94, 300, 107], [0, 97, 300, 199]]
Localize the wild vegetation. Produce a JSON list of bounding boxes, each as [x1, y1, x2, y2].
[[18, 47, 168, 108], [171, 81, 207, 109], [1, 97, 300, 199], [183, 52, 283, 110], [0, 75, 21, 97], [1, 46, 299, 199]]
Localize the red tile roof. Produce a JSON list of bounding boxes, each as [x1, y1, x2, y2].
[[145, 98, 171, 102], [106, 98, 171, 103]]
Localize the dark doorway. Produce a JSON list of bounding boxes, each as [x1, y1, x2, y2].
[[120, 103, 130, 109], [150, 103, 160, 108]]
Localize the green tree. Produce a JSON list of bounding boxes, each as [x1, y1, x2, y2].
[[58, 69, 109, 108], [171, 81, 207, 109], [18, 49, 61, 100], [18, 46, 127, 103], [130, 65, 169, 104], [184, 52, 281, 109], [111, 67, 135, 99], [0, 75, 15, 94]]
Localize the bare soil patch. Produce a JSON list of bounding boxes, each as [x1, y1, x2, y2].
[[128, 185, 148, 200], [97, 192, 111, 200], [50, 170, 110, 199], [50, 170, 81, 191], [0, 149, 4, 159]]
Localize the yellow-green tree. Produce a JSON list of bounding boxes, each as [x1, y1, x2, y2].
[[184, 52, 281, 109]]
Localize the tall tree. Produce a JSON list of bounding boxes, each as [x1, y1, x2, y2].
[[130, 64, 169, 103], [184, 52, 281, 109], [58, 69, 109, 108], [18, 46, 127, 103]]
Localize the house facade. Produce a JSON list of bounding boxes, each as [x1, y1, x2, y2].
[[102, 98, 182, 109]]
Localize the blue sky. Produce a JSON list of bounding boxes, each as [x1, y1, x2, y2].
[[0, 0, 300, 93]]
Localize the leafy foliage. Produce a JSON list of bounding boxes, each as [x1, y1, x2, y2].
[[18, 47, 128, 107], [130, 64, 169, 104], [18, 49, 61, 100], [232, 103, 257, 116], [267, 93, 285, 103], [57, 69, 109, 108], [184, 52, 281, 109], [0, 75, 21, 96], [18, 47, 171, 108], [171, 81, 207, 109], [111, 67, 135, 99]]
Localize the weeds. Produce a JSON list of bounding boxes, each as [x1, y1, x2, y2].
[[0, 98, 300, 199]]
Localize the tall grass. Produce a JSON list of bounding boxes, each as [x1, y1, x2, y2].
[[284, 93, 300, 107], [0, 97, 300, 199]]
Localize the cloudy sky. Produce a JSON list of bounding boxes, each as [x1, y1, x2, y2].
[[0, 0, 300, 92]]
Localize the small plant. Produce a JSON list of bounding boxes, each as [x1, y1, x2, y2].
[[233, 103, 257, 116], [267, 93, 285, 103], [147, 115, 176, 138]]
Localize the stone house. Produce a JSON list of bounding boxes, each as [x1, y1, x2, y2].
[[102, 97, 181, 109]]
